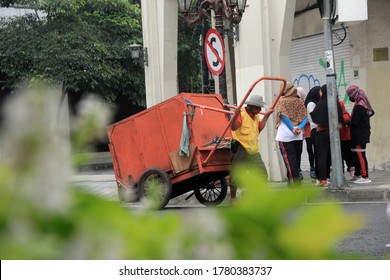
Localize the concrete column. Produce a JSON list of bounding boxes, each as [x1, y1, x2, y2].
[[234, 0, 296, 181], [141, 0, 178, 107]]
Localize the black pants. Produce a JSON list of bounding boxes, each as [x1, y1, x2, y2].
[[278, 140, 303, 185], [341, 139, 354, 172], [315, 130, 331, 181], [305, 135, 315, 170], [310, 128, 319, 177]]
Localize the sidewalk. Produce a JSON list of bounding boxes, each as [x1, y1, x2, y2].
[[275, 171, 390, 202], [71, 169, 390, 203]]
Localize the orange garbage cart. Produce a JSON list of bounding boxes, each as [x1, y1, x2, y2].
[[107, 76, 286, 208]]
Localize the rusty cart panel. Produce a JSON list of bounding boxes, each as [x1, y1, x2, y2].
[[107, 93, 232, 207]]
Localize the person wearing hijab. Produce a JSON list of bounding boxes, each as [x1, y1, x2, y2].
[[347, 85, 375, 184], [310, 84, 343, 187], [276, 82, 308, 186], [305, 86, 321, 180]]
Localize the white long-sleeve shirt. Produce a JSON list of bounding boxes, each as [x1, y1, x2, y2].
[[307, 101, 317, 131]]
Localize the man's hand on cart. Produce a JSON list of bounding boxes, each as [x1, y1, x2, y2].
[[262, 108, 274, 117], [259, 108, 274, 132], [230, 108, 241, 131]]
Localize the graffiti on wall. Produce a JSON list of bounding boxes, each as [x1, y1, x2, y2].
[[293, 58, 351, 105]]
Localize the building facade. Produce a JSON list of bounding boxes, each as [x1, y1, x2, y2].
[[291, 0, 390, 171]]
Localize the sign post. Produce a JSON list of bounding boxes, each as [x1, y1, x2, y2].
[[204, 28, 228, 102]]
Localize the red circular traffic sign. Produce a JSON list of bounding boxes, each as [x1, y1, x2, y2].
[[204, 28, 225, 76]]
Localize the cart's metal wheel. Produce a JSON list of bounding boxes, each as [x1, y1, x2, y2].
[[138, 168, 172, 209], [194, 177, 228, 207]]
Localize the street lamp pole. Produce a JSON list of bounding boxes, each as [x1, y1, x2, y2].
[[177, 0, 247, 103], [321, 0, 348, 189]]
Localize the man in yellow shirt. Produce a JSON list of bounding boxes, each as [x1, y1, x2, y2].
[[229, 95, 273, 203]]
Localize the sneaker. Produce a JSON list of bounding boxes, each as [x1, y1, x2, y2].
[[299, 170, 304, 180], [349, 166, 355, 177], [310, 168, 317, 179], [353, 177, 372, 184], [349, 176, 360, 182], [317, 180, 329, 187]]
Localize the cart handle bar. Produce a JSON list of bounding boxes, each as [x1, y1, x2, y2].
[[201, 76, 287, 166]]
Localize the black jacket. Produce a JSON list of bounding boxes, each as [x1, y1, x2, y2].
[[310, 99, 343, 127], [350, 105, 371, 145]]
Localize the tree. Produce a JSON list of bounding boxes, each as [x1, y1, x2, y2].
[[0, 0, 145, 106], [177, 14, 203, 93]]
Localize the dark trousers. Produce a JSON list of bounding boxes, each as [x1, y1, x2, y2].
[[305, 135, 315, 170], [230, 144, 266, 188], [278, 140, 303, 185], [352, 143, 369, 178], [341, 139, 354, 172], [315, 130, 331, 181], [310, 128, 318, 176]]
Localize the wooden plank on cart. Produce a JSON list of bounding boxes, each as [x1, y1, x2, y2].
[[169, 144, 197, 174]]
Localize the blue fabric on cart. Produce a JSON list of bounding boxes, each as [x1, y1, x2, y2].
[[179, 113, 190, 157]]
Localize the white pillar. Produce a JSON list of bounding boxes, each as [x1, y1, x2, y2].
[[234, 0, 296, 181], [141, 0, 178, 107]]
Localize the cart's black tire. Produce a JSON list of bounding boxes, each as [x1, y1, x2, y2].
[[138, 168, 172, 209], [194, 177, 228, 207]]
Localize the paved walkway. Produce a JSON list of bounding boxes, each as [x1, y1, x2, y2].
[[71, 169, 390, 203], [274, 171, 390, 202]]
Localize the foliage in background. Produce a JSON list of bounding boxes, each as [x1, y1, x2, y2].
[[177, 14, 203, 93], [0, 0, 145, 106], [0, 88, 371, 260], [1, 0, 212, 102]]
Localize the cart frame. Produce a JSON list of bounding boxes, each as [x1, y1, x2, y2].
[[108, 76, 286, 208]]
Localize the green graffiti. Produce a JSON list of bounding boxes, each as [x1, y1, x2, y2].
[[338, 60, 349, 104], [319, 58, 326, 70], [319, 58, 351, 104]]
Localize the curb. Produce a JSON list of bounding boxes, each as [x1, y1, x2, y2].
[[321, 186, 390, 202]]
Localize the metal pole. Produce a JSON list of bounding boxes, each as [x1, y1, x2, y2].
[[323, 0, 347, 189], [201, 20, 210, 93], [214, 2, 228, 103]]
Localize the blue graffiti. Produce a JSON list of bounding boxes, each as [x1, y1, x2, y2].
[[293, 74, 321, 89], [293, 59, 352, 105]]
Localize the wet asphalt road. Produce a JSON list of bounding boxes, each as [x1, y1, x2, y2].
[[336, 202, 390, 260], [75, 177, 390, 259]]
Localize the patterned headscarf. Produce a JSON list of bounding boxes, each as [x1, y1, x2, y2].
[[276, 82, 307, 127], [346, 85, 375, 117]]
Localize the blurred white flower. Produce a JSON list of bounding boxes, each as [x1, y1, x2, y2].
[[0, 89, 72, 211]]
